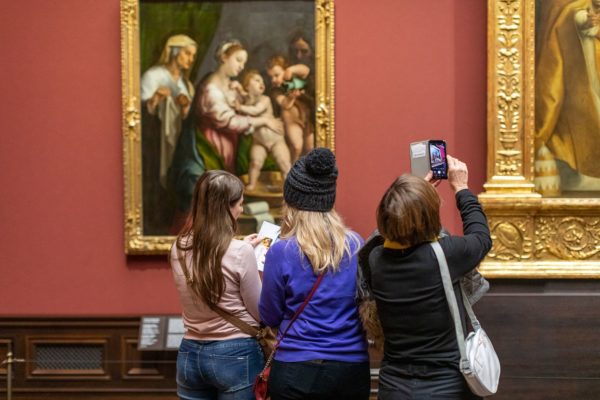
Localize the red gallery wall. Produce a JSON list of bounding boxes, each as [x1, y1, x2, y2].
[[0, 0, 486, 315]]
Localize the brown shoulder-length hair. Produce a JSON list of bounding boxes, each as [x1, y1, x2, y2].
[[376, 174, 441, 247], [175, 170, 244, 308]]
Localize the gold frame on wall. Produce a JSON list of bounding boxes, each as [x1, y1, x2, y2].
[[120, 0, 335, 255], [479, 0, 600, 278]]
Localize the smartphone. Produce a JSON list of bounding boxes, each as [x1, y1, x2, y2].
[[428, 140, 448, 179], [410, 140, 448, 179]]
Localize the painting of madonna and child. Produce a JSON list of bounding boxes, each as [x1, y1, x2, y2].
[[139, 1, 319, 235]]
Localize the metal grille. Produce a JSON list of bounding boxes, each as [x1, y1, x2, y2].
[[35, 344, 103, 370]]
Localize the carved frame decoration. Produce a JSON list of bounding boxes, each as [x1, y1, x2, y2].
[[120, 0, 335, 254], [480, 0, 600, 278]]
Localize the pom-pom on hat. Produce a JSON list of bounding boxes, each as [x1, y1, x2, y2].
[[284, 148, 338, 212]]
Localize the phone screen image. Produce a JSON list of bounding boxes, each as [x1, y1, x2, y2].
[[429, 141, 448, 179]]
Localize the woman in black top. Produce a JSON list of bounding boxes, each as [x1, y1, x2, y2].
[[363, 156, 492, 400]]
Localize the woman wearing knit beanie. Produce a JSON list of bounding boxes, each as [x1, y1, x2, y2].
[[259, 148, 370, 400]]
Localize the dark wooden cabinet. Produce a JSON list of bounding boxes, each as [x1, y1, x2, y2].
[[0, 318, 177, 400]]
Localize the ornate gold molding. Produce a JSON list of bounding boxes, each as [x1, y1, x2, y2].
[[483, 0, 537, 195], [487, 217, 535, 261], [121, 0, 336, 254], [315, 0, 335, 150], [479, 0, 600, 278]]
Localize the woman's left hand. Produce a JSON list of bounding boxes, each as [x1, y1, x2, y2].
[[425, 171, 441, 188], [243, 233, 261, 247]]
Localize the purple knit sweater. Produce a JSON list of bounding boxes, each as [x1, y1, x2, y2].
[[259, 232, 369, 363]]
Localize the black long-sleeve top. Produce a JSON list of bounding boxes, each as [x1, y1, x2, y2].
[[368, 189, 492, 368]]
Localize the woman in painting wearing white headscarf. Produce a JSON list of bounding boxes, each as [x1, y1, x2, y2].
[[140, 34, 198, 233]]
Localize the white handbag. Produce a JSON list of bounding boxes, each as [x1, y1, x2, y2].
[[430, 242, 500, 396]]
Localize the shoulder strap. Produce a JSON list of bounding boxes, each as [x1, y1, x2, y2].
[[278, 273, 325, 341], [259, 272, 325, 375], [213, 307, 259, 337], [177, 252, 260, 337], [178, 250, 324, 341], [430, 241, 480, 373]]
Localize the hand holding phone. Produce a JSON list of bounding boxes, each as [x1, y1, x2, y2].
[[447, 155, 469, 193]]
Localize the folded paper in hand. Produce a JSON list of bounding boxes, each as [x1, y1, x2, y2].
[[254, 221, 280, 271]]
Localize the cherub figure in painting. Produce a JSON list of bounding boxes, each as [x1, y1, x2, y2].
[[231, 69, 291, 191], [266, 55, 314, 163]]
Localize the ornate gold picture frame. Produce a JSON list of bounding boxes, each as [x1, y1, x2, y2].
[[121, 0, 335, 254], [480, 0, 600, 278]]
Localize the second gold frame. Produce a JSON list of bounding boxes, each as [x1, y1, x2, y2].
[[480, 0, 600, 278]]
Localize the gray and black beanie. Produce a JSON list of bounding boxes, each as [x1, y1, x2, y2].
[[283, 147, 338, 212]]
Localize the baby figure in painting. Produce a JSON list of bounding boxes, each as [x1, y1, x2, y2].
[[266, 55, 314, 164], [233, 69, 291, 191]]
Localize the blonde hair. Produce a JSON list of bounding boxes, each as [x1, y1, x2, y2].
[[280, 206, 360, 274]]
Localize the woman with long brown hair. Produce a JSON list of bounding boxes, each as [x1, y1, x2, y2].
[[170, 170, 263, 400]]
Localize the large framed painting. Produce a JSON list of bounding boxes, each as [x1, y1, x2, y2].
[[121, 0, 335, 254], [480, 0, 600, 277]]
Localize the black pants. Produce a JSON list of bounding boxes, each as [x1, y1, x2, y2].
[[268, 359, 371, 400], [378, 362, 481, 400]]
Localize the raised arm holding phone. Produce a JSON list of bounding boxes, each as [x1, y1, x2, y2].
[[360, 155, 492, 400]]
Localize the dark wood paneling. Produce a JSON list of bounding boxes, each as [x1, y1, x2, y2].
[[2, 289, 600, 400], [121, 337, 164, 380], [474, 280, 600, 400], [0, 317, 177, 400], [0, 339, 10, 376], [6, 395, 177, 400], [494, 378, 600, 400]]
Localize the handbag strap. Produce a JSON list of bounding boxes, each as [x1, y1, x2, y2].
[[277, 272, 325, 344], [430, 241, 480, 374], [218, 273, 325, 345], [259, 272, 325, 376], [178, 248, 324, 343], [178, 252, 261, 338], [213, 307, 260, 337]]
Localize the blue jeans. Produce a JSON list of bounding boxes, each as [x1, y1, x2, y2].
[[176, 337, 264, 400]]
